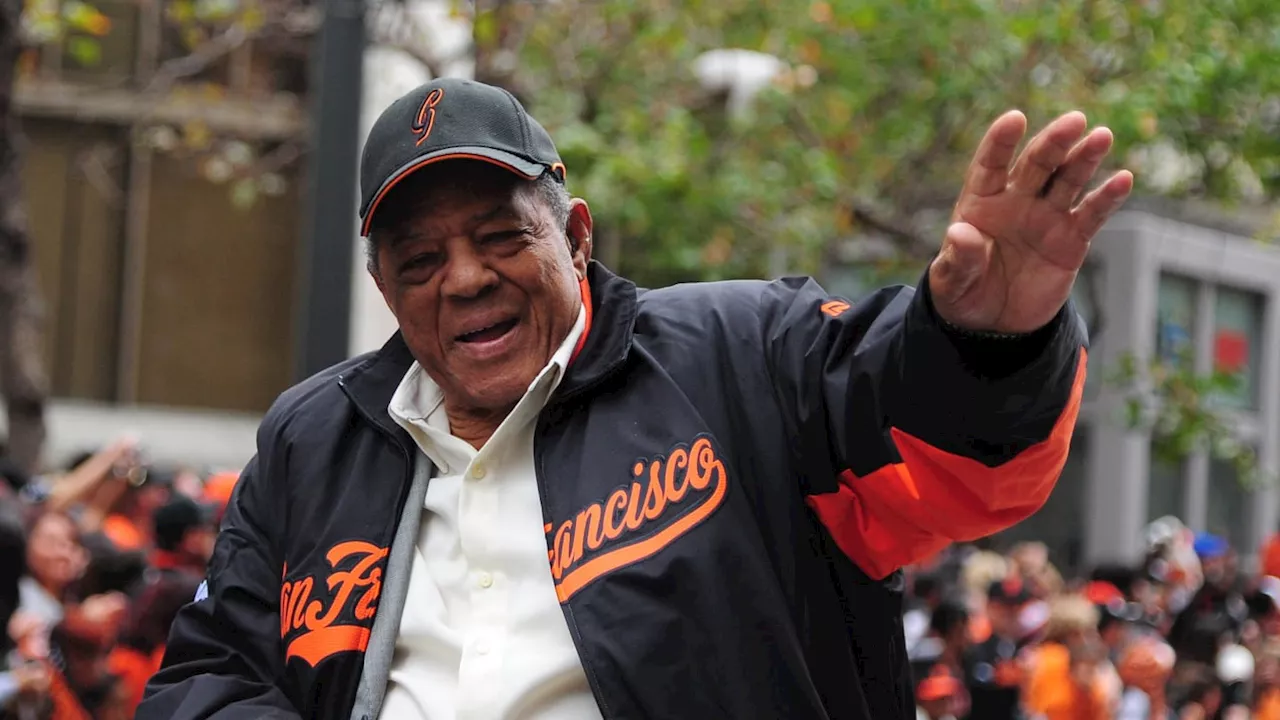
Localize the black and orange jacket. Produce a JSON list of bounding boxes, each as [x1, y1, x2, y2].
[[140, 261, 1086, 720]]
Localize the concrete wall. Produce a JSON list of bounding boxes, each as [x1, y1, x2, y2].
[[11, 401, 260, 473]]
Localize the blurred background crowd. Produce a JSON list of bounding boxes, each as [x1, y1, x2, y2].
[[907, 521, 1280, 720], [4, 0, 1280, 716], [0, 439, 234, 718]]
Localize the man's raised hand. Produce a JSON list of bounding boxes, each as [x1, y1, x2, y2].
[[929, 110, 1134, 335]]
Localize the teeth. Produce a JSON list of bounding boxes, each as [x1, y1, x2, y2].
[[461, 321, 504, 340]]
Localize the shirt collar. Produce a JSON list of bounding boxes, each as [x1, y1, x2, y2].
[[388, 303, 587, 426]]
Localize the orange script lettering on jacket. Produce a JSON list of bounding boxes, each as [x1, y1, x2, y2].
[[279, 541, 388, 667], [547, 435, 730, 602]]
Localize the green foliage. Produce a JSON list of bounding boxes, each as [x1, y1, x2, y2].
[[486, 0, 1280, 473], [22, 0, 112, 62], [1110, 350, 1266, 489], [480, 0, 1280, 285]]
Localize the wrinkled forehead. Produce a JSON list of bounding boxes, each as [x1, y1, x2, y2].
[[374, 160, 538, 234]]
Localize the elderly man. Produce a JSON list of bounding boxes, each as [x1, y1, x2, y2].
[[141, 78, 1130, 720]]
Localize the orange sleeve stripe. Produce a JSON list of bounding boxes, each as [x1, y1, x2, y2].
[[807, 349, 1086, 580]]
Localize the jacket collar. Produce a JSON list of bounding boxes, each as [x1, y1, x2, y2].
[[556, 261, 636, 401], [340, 260, 637, 437]]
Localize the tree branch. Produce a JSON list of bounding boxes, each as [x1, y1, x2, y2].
[[846, 196, 938, 256], [233, 139, 304, 181], [578, 10, 647, 124], [367, 3, 441, 77], [783, 103, 940, 257], [375, 33, 440, 77], [143, 24, 250, 94]]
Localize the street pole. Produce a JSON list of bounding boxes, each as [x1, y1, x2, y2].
[[294, 0, 365, 381]]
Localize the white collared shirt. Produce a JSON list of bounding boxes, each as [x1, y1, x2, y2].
[[380, 306, 601, 720]]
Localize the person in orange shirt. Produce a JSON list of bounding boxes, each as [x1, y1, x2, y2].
[[1115, 639, 1176, 720], [99, 465, 173, 553], [964, 577, 1033, 720], [1024, 593, 1114, 720], [110, 571, 203, 716], [1261, 532, 1280, 581], [1254, 644, 1280, 720]]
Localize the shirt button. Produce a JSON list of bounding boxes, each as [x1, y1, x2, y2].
[[476, 641, 490, 655], [478, 572, 494, 589], [469, 463, 487, 480]]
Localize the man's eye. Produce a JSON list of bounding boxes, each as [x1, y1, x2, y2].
[[482, 231, 524, 244], [402, 254, 441, 271]]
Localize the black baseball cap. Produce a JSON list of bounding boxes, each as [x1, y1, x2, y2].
[[987, 576, 1033, 606], [358, 78, 566, 237]]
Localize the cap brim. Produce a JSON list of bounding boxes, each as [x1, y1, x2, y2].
[[360, 147, 546, 236]]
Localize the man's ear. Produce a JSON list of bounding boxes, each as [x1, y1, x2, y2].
[[566, 198, 593, 278]]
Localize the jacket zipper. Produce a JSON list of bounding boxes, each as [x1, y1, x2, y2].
[[534, 370, 624, 720]]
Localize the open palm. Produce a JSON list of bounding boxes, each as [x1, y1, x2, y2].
[[929, 111, 1134, 334]]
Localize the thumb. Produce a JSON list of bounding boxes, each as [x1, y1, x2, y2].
[[930, 222, 991, 301]]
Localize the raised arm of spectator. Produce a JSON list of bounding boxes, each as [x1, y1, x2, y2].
[[45, 439, 136, 526]]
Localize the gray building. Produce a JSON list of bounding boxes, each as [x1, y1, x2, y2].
[[975, 207, 1280, 571], [824, 206, 1280, 573]]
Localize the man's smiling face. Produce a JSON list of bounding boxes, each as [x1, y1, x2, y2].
[[370, 162, 590, 420]]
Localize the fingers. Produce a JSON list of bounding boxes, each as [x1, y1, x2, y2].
[[1043, 127, 1115, 211], [1008, 111, 1089, 196], [1071, 170, 1135, 241], [962, 110, 1028, 198]]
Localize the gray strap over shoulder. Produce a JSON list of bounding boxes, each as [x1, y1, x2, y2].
[[349, 453, 433, 720]]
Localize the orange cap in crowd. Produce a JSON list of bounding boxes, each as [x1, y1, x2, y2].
[[1084, 580, 1126, 607], [916, 669, 960, 702], [102, 515, 145, 552], [202, 471, 240, 509]]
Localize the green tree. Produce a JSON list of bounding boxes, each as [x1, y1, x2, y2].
[[457, 0, 1280, 285], [467, 0, 1278, 480]]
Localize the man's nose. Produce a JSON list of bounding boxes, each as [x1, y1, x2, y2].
[[439, 243, 498, 299]]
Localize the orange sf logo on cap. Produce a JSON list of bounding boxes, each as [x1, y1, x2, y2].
[[412, 88, 444, 146]]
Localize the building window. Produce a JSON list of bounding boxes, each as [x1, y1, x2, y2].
[[23, 0, 312, 413], [1147, 450, 1186, 525], [1207, 456, 1252, 553], [133, 153, 300, 412], [1212, 287, 1264, 411], [27, 123, 301, 412], [1156, 273, 1197, 366], [26, 120, 127, 402]]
